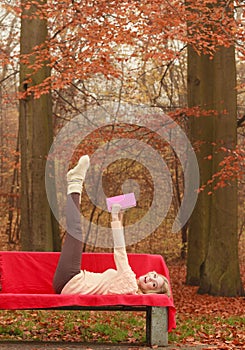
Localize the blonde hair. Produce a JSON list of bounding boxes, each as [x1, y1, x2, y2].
[[157, 274, 171, 297]]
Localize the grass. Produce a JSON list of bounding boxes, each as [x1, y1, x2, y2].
[[0, 310, 146, 343], [0, 310, 244, 347], [169, 315, 245, 345]]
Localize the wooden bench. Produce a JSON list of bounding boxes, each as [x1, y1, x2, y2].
[[0, 251, 176, 346]]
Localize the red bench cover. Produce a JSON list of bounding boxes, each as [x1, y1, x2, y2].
[[0, 251, 176, 331]]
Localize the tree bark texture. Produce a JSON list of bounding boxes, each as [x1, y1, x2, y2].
[[19, 0, 60, 251], [187, 44, 244, 296]]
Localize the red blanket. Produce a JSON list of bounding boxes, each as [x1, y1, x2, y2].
[[0, 251, 176, 331]]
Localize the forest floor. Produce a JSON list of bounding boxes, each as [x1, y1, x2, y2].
[[0, 342, 216, 350]]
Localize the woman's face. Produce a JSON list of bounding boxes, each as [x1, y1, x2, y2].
[[137, 271, 165, 293]]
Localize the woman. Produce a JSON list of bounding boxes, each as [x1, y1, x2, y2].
[[53, 155, 170, 296]]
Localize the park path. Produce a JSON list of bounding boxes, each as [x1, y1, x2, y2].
[[0, 341, 214, 350]]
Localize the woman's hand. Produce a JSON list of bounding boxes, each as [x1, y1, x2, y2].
[[111, 204, 123, 223]]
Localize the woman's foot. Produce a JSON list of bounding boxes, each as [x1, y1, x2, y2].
[[67, 155, 90, 195]]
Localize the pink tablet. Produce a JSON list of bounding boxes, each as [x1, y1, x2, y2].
[[106, 193, 136, 212]]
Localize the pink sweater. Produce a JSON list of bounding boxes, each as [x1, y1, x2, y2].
[[61, 246, 138, 295]]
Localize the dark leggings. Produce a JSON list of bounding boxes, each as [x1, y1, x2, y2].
[[53, 193, 83, 294]]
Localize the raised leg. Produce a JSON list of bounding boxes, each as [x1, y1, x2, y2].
[[52, 155, 90, 294]]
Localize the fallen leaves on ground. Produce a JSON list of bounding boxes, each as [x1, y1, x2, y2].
[[168, 262, 245, 349]]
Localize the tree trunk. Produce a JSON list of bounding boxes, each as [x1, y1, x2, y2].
[[19, 0, 60, 251], [186, 48, 214, 285], [187, 44, 244, 296]]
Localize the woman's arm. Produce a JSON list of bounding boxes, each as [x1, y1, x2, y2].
[[111, 217, 134, 273], [111, 220, 125, 247], [110, 204, 134, 273], [111, 204, 125, 248]]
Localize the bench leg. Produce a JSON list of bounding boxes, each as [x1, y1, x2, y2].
[[146, 306, 168, 347]]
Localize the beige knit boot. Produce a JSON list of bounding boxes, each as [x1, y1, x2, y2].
[[67, 155, 90, 195]]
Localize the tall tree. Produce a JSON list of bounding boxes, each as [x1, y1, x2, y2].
[[187, 0, 243, 296], [19, 0, 60, 251]]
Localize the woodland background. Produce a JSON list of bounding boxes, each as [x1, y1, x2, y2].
[[0, 0, 245, 348], [0, 1, 245, 294], [0, 0, 245, 294]]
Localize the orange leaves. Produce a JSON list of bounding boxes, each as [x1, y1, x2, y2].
[[22, 0, 241, 86], [184, 0, 237, 56], [198, 145, 245, 195], [169, 263, 245, 348], [2, 0, 244, 99], [169, 107, 219, 120], [0, 52, 12, 70]]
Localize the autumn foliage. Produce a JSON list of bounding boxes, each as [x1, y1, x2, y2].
[[1, 0, 243, 96], [0, 0, 244, 254]]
